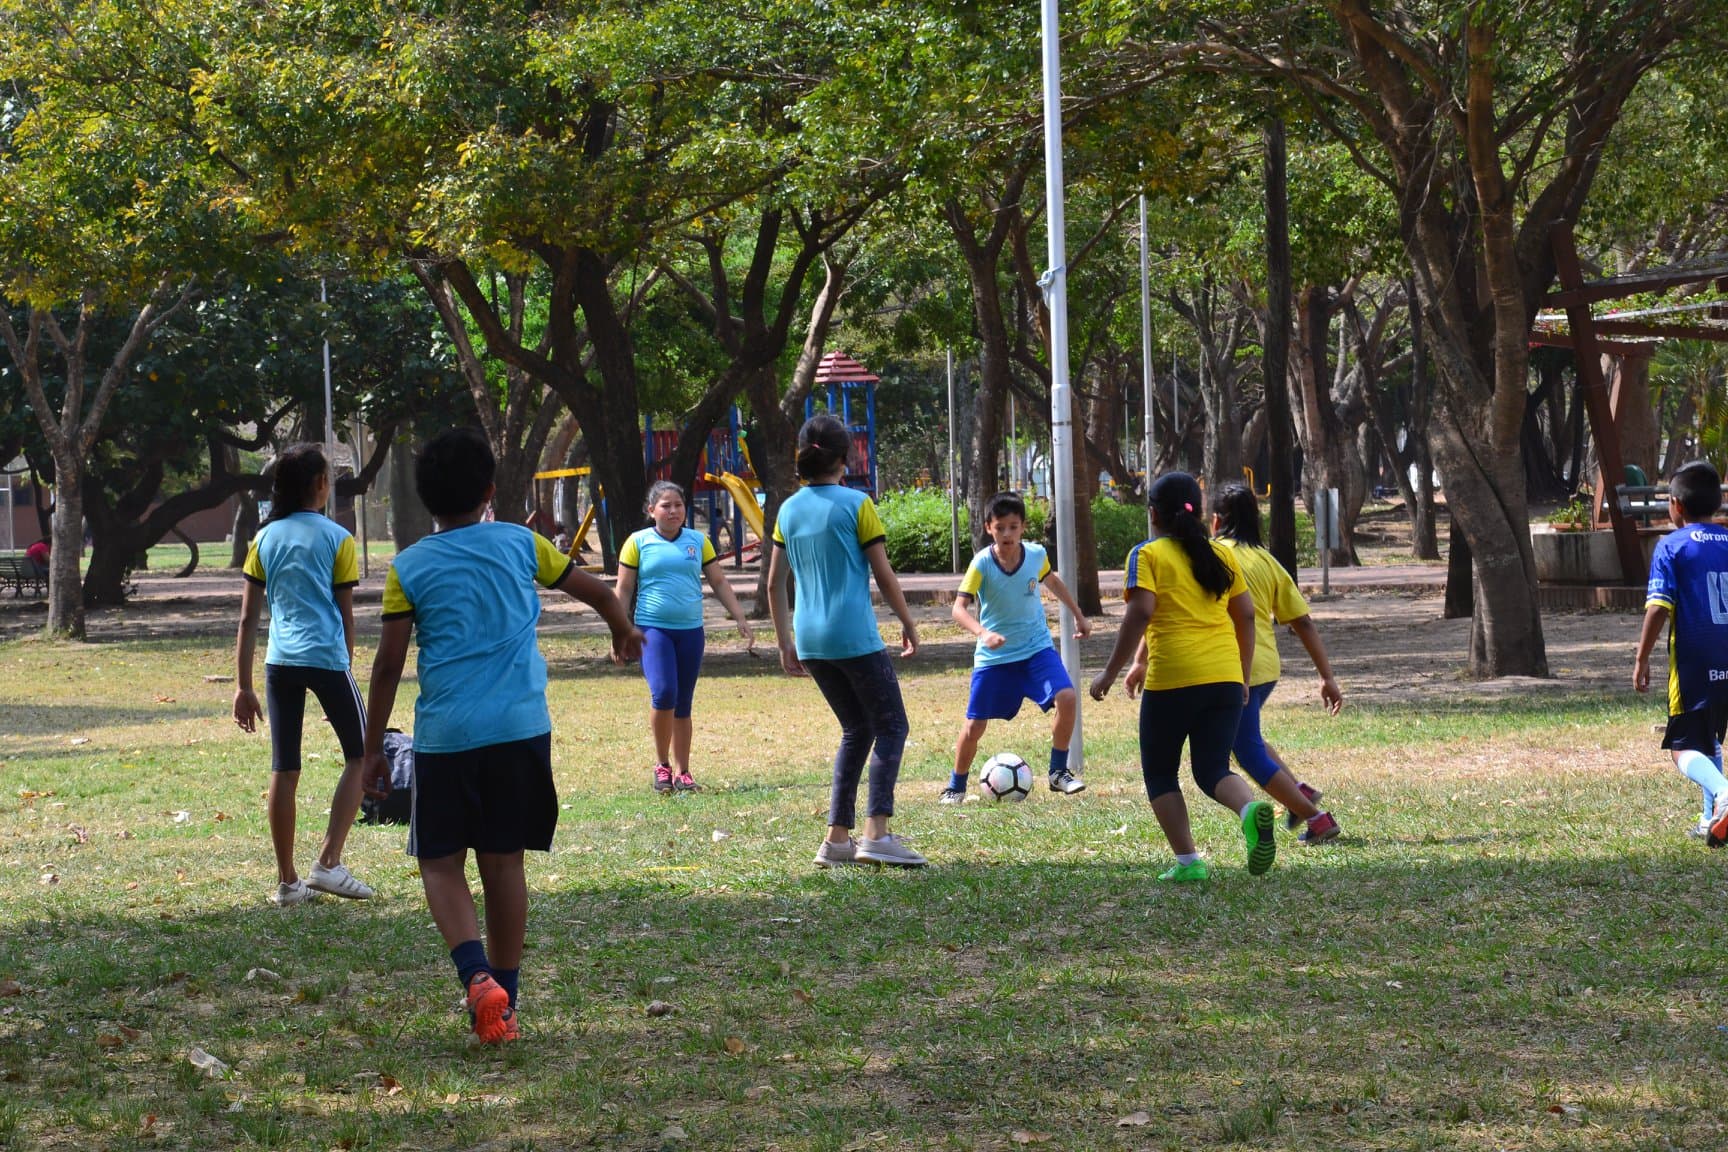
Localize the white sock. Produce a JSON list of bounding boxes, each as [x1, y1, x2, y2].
[[1175, 852, 1201, 865]]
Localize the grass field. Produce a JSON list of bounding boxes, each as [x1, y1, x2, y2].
[[2, 623, 1724, 1151]]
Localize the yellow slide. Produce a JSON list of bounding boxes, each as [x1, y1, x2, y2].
[[705, 471, 765, 548]]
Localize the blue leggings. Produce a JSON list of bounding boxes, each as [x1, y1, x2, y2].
[[641, 626, 705, 718], [1232, 681, 1282, 786]]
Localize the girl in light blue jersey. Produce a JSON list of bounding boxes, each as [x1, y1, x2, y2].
[[234, 444, 374, 907], [769, 415, 926, 868], [616, 480, 755, 794]]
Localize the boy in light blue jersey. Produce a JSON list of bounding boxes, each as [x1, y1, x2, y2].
[[1634, 460, 1728, 844], [942, 491, 1091, 804], [362, 428, 642, 1044]]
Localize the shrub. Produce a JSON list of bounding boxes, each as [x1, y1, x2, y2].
[[877, 489, 967, 573]]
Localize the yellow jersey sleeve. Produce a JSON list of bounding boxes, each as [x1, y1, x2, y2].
[[333, 537, 359, 587], [1037, 552, 1052, 581], [958, 556, 985, 598], [1128, 541, 1158, 597], [1271, 564, 1308, 623], [772, 518, 785, 546], [242, 540, 265, 585], [618, 534, 641, 569], [533, 532, 573, 588], [381, 565, 413, 619], [856, 498, 886, 547], [700, 535, 717, 564]]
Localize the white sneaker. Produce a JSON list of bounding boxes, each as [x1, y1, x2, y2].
[[1048, 768, 1086, 795], [814, 838, 858, 868], [306, 862, 374, 900], [270, 879, 319, 906], [855, 834, 927, 868], [1711, 791, 1728, 828], [1690, 818, 1712, 840]]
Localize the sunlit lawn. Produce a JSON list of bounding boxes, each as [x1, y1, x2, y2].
[[2, 623, 1725, 1151]]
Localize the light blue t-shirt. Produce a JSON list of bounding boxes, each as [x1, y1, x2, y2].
[[381, 522, 572, 754], [243, 512, 359, 671], [619, 526, 717, 630], [771, 484, 887, 660], [958, 542, 1056, 667]]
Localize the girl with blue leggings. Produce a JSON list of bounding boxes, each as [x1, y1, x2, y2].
[[616, 481, 755, 793], [1211, 484, 1343, 844]]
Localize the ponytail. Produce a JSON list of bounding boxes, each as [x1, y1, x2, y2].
[[264, 444, 328, 525], [1149, 472, 1232, 598], [1210, 482, 1264, 549], [795, 414, 852, 482]]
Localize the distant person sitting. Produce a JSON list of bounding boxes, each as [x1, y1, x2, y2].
[[24, 538, 49, 577]]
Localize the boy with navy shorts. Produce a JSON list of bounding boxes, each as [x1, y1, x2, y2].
[[941, 491, 1091, 804], [1634, 460, 1728, 845], [362, 428, 642, 1043]]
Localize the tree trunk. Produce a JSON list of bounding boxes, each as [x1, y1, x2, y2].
[[1293, 285, 1356, 565], [390, 432, 434, 549], [229, 493, 259, 568], [1263, 120, 1299, 575], [1407, 282, 1440, 559], [45, 449, 85, 638], [1066, 384, 1103, 615]]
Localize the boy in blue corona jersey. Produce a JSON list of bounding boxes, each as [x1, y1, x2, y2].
[[1634, 460, 1728, 845], [942, 491, 1091, 803], [362, 428, 642, 1043]]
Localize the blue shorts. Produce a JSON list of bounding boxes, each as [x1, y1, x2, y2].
[[641, 626, 705, 718], [966, 647, 1073, 721]]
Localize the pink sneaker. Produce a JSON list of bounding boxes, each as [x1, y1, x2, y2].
[[652, 764, 674, 794], [673, 770, 700, 793], [1284, 782, 1323, 831], [1299, 811, 1341, 844]]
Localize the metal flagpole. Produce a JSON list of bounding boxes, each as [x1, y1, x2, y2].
[[321, 279, 336, 517], [1039, 0, 1082, 775], [1139, 194, 1155, 537], [948, 348, 961, 573]]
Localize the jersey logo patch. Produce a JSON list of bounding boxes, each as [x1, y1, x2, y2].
[[1710, 571, 1728, 625]]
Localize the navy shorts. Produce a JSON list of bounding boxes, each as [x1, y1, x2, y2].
[[966, 647, 1073, 721], [407, 733, 557, 859], [1663, 698, 1728, 754]]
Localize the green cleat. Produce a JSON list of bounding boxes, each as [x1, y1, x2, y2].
[[1243, 800, 1277, 875], [1157, 859, 1210, 883]]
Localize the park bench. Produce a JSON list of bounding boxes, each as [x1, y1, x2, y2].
[[0, 554, 47, 598], [1613, 483, 1728, 528]]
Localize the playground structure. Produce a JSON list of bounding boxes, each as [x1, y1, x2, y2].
[[538, 351, 882, 565]]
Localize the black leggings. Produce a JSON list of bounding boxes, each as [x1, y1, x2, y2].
[[264, 663, 366, 773], [1138, 681, 1244, 802], [801, 651, 908, 829]]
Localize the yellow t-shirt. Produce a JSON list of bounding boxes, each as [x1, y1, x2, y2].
[[1123, 536, 1248, 691], [1220, 540, 1310, 686]]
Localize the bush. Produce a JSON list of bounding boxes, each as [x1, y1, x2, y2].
[[876, 489, 967, 573], [1087, 496, 1150, 570]]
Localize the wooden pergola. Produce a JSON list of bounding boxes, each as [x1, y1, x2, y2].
[[1530, 223, 1728, 583]]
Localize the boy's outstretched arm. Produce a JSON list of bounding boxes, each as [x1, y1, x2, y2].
[[952, 594, 1003, 648], [362, 618, 413, 796], [1043, 571, 1091, 639], [559, 566, 644, 663], [1634, 603, 1668, 694]]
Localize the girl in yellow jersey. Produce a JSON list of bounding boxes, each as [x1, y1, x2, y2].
[[1090, 472, 1274, 881], [1210, 484, 1343, 843]]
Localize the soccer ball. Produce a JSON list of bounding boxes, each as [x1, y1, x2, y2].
[[978, 753, 1033, 802]]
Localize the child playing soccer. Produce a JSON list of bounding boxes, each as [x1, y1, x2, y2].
[[768, 414, 926, 868], [941, 490, 1090, 804], [1633, 460, 1728, 845], [233, 444, 375, 907], [1205, 483, 1343, 843], [616, 480, 755, 794], [362, 428, 643, 1043], [1089, 471, 1274, 881]]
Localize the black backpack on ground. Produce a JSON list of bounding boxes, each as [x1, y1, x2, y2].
[[359, 731, 414, 825]]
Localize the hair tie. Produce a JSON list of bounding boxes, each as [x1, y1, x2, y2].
[[1183, 502, 1193, 513]]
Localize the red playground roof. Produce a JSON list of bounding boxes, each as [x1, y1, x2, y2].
[[813, 351, 879, 385]]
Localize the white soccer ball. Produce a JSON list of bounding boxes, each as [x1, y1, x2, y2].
[[978, 753, 1033, 803]]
